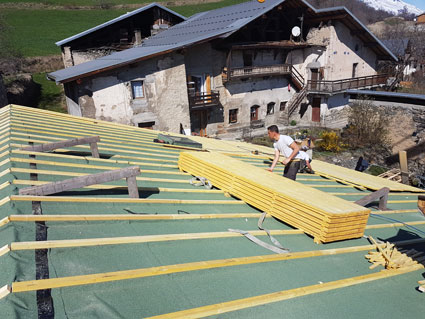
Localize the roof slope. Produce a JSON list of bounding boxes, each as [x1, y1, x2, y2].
[[55, 2, 186, 47], [48, 0, 396, 83], [0, 105, 424, 317]]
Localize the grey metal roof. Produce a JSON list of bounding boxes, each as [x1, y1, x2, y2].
[[48, 0, 285, 82], [347, 89, 425, 101], [48, 44, 177, 83], [48, 0, 397, 83], [142, 0, 283, 47], [55, 2, 186, 47]]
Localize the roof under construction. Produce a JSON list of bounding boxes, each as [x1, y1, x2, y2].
[[0, 105, 424, 317]]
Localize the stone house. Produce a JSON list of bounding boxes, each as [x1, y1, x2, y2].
[[48, 0, 396, 138], [56, 3, 185, 68]]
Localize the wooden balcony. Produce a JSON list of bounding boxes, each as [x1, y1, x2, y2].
[[222, 64, 304, 89], [307, 74, 388, 94], [188, 91, 220, 110]]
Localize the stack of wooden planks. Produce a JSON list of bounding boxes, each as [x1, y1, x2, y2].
[[179, 151, 371, 243], [311, 160, 425, 193]]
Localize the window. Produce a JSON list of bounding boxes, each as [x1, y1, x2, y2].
[[280, 101, 287, 111], [267, 102, 275, 115], [138, 121, 155, 129], [352, 63, 358, 78], [229, 109, 238, 123], [250, 105, 260, 121], [131, 81, 144, 99]]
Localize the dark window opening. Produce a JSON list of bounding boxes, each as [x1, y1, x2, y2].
[[243, 52, 253, 67], [250, 105, 260, 121], [280, 101, 287, 111], [267, 102, 275, 115], [352, 63, 358, 78], [229, 109, 238, 123], [138, 121, 155, 129]]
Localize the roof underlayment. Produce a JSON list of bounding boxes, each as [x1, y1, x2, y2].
[[0, 105, 424, 317]]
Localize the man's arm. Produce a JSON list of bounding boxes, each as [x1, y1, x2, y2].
[[268, 149, 280, 172], [282, 141, 300, 165]]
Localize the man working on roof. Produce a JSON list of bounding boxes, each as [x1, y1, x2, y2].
[[267, 125, 302, 180]]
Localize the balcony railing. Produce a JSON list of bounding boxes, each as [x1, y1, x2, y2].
[[188, 91, 220, 110], [222, 64, 305, 88], [307, 74, 388, 93]]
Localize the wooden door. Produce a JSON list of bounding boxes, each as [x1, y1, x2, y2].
[[312, 97, 321, 122]]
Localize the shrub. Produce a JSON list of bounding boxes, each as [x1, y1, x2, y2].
[[344, 98, 390, 149], [317, 130, 344, 153], [290, 120, 297, 126]]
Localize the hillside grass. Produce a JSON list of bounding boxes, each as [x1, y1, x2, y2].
[[2, 0, 247, 57], [32, 72, 67, 112], [2, 9, 127, 56], [0, 0, 154, 5]]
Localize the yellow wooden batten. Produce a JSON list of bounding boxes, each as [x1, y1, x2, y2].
[[146, 265, 424, 319], [7, 167, 190, 184], [179, 151, 370, 243], [9, 195, 245, 205], [6, 237, 424, 302], [10, 147, 179, 168], [2, 221, 424, 255], [8, 157, 188, 176]]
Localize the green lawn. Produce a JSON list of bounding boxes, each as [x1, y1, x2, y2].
[[2, 0, 248, 57], [0, 0, 153, 5], [32, 72, 66, 112], [2, 9, 128, 56], [171, 0, 247, 17]]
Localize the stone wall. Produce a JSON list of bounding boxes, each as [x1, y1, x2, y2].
[[67, 52, 191, 133]]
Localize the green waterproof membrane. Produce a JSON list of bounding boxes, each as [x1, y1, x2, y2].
[[0, 105, 424, 318]]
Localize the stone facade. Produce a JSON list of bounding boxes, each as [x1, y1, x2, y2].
[[58, 4, 390, 137], [64, 52, 191, 133]]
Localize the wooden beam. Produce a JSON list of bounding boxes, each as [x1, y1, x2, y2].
[[305, 14, 348, 24], [13, 180, 222, 193], [0, 285, 10, 300], [3, 222, 425, 254], [10, 238, 425, 294], [145, 265, 424, 319], [10, 195, 245, 205], [355, 187, 390, 211], [19, 166, 141, 198], [399, 151, 409, 184], [5, 213, 266, 223], [20, 136, 101, 158]]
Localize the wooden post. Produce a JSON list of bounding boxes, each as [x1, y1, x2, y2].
[[21, 136, 101, 158], [399, 151, 409, 185], [126, 176, 139, 198], [89, 142, 100, 158], [355, 187, 390, 211], [19, 166, 141, 198]]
